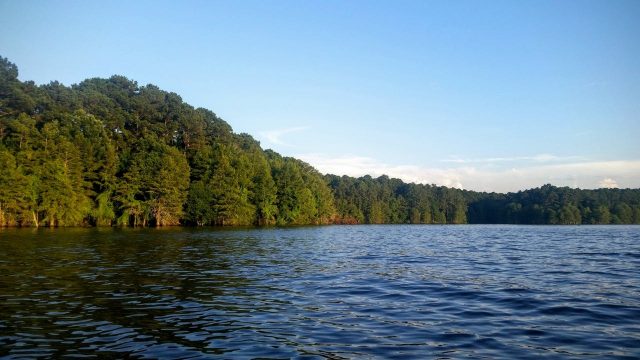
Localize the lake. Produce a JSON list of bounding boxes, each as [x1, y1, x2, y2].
[[1, 225, 639, 359]]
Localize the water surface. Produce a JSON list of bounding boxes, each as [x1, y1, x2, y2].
[[1, 225, 639, 359]]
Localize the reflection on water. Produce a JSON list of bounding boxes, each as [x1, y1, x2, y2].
[[1, 225, 639, 359]]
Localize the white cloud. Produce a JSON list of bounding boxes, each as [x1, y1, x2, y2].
[[297, 153, 640, 193], [441, 153, 584, 164], [598, 178, 619, 189], [259, 126, 308, 146]]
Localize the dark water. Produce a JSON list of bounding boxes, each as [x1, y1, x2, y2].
[[1, 225, 639, 359]]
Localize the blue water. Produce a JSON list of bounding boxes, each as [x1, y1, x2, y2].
[[0, 225, 639, 359]]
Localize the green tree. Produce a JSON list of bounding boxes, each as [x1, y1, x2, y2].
[[0, 149, 26, 226], [612, 203, 633, 224], [150, 147, 190, 226], [185, 181, 214, 226], [559, 204, 582, 225], [251, 162, 278, 225], [593, 205, 611, 224], [209, 148, 255, 225]]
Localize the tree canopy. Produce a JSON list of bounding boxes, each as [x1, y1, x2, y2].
[[1, 56, 639, 227]]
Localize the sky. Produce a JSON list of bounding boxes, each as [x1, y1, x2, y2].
[[1, 0, 639, 192]]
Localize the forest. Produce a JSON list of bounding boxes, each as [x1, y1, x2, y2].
[[1, 56, 639, 227]]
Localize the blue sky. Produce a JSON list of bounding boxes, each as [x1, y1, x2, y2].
[[1, 0, 639, 192]]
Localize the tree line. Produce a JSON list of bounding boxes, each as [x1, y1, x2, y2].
[[329, 177, 640, 225], [1, 56, 639, 227], [0, 57, 333, 227]]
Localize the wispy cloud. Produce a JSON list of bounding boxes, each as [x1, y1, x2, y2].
[[584, 80, 606, 88], [441, 154, 585, 164], [298, 154, 467, 188], [259, 126, 308, 146], [297, 153, 640, 193]]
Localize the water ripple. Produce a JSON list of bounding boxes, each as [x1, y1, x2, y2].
[[0, 225, 639, 358]]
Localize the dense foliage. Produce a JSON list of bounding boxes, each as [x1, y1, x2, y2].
[[328, 175, 467, 224], [466, 185, 640, 225], [329, 177, 640, 225], [1, 56, 639, 226], [0, 57, 333, 227]]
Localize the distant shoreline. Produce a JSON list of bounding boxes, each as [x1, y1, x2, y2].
[[1, 56, 639, 228]]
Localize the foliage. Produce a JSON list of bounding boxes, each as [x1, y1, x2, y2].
[[0, 56, 333, 226], [465, 184, 640, 225], [1, 56, 638, 227]]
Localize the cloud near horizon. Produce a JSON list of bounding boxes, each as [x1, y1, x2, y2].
[[441, 154, 585, 164], [297, 153, 640, 193], [598, 178, 619, 189], [259, 126, 308, 146]]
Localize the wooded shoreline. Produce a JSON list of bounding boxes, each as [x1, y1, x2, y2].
[[2, 56, 639, 228]]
